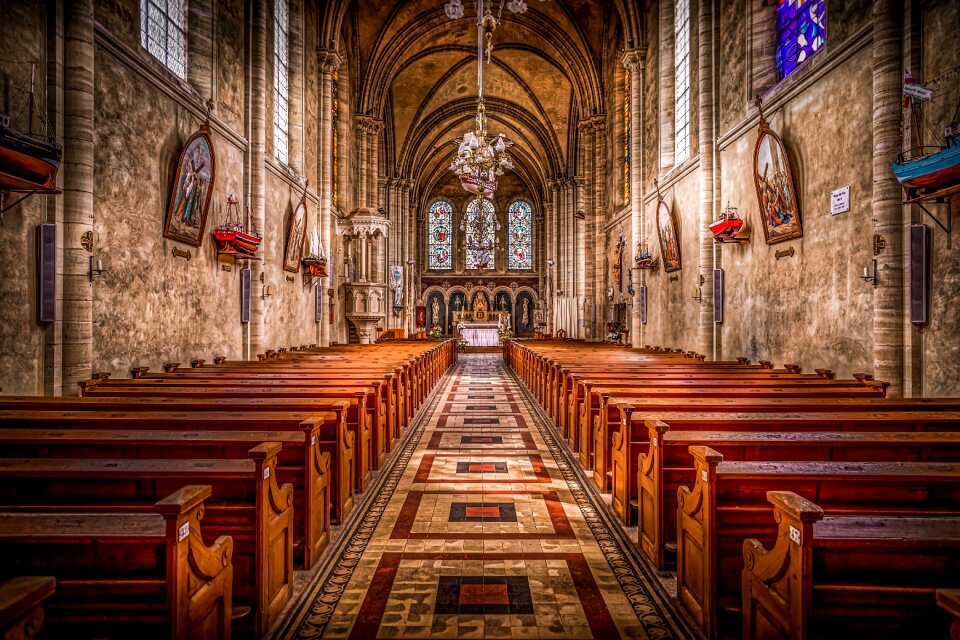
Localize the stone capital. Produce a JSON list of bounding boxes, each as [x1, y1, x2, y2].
[[317, 48, 342, 73], [621, 48, 645, 72], [577, 115, 606, 134]]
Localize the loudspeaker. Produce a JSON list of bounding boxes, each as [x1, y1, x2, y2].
[[910, 224, 929, 325], [240, 268, 251, 323], [316, 285, 323, 323], [37, 223, 56, 324], [639, 285, 647, 325], [713, 268, 724, 324]]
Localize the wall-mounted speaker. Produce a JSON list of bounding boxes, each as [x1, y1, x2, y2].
[[316, 285, 323, 323], [713, 268, 724, 324], [37, 223, 56, 324], [639, 285, 647, 325], [240, 268, 251, 323], [910, 224, 929, 325]]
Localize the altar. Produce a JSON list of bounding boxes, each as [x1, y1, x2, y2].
[[459, 322, 500, 347]]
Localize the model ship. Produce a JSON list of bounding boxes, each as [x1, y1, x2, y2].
[[892, 123, 960, 192], [634, 242, 656, 268], [0, 63, 62, 193], [892, 69, 960, 197], [710, 203, 744, 240], [213, 194, 262, 255], [301, 225, 327, 276]]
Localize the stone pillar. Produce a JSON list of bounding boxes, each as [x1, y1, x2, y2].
[[369, 121, 383, 208], [61, 0, 95, 394], [697, 0, 717, 360], [622, 49, 644, 348], [318, 49, 341, 348], [44, 0, 65, 395], [248, 0, 268, 358], [872, 0, 904, 395], [356, 118, 368, 211]]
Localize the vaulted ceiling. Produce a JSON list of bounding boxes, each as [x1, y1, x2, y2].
[[325, 0, 641, 206]]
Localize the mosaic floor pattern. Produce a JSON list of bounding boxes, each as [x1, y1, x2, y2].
[[278, 354, 692, 639]]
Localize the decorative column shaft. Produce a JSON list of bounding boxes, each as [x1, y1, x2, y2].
[[61, 0, 95, 394], [248, 0, 268, 358], [356, 118, 368, 209], [872, 0, 904, 395], [697, 0, 717, 360], [622, 50, 644, 348], [318, 49, 340, 348]]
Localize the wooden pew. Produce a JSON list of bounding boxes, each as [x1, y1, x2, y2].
[[624, 416, 960, 568], [742, 491, 959, 640], [0, 576, 55, 640], [0, 485, 232, 640], [939, 590, 960, 640], [676, 446, 960, 639], [80, 380, 378, 488], [0, 446, 293, 637], [582, 382, 887, 488], [0, 426, 331, 569]]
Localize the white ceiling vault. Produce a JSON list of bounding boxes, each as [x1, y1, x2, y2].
[[320, 0, 645, 210]]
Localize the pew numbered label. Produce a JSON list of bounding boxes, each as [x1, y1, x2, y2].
[[789, 525, 801, 545], [701, 469, 708, 483], [178, 522, 190, 542], [653, 437, 658, 448], [263, 467, 271, 479], [311, 436, 316, 445]]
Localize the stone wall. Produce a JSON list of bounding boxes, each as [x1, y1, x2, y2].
[[0, 0, 322, 394]]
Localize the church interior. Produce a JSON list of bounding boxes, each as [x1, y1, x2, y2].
[[1, 0, 960, 638]]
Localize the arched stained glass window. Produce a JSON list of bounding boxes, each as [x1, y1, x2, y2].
[[428, 200, 453, 270], [508, 200, 533, 270], [465, 198, 496, 270], [776, 1, 825, 80]]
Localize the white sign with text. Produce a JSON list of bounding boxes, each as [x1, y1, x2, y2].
[[831, 186, 850, 215]]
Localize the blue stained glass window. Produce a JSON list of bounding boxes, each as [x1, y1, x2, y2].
[[428, 201, 453, 270], [776, 0, 826, 80], [465, 198, 496, 270], [508, 200, 533, 270]]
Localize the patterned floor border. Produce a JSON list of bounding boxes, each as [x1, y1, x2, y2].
[[274, 354, 697, 640]]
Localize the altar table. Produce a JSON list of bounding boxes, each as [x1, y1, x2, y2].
[[460, 323, 500, 347]]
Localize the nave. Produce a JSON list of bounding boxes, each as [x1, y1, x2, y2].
[[280, 353, 689, 639]]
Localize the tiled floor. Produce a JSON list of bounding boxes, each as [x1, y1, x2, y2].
[[278, 355, 690, 639]]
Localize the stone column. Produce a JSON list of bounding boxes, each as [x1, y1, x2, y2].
[[248, 0, 268, 358], [872, 0, 904, 395], [61, 0, 95, 394], [356, 118, 368, 211], [318, 49, 341, 348], [622, 49, 644, 348], [697, 0, 717, 360], [369, 120, 383, 208], [44, 0, 65, 395]]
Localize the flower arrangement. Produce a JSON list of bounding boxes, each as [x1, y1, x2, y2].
[[457, 338, 468, 352], [427, 324, 444, 340], [606, 321, 625, 344], [498, 326, 513, 343]]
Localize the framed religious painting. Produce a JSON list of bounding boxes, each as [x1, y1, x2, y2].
[[753, 102, 802, 244], [283, 195, 307, 273], [656, 198, 682, 273], [164, 125, 216, 247]]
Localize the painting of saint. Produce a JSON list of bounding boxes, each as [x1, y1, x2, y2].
[[656, 199, 682, 273], [283, 199, 307, 272], [164, 127, 215, 247], [754, 127, 802, 244]]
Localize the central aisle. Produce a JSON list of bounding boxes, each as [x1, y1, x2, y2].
[[280, 354, 690, 639]]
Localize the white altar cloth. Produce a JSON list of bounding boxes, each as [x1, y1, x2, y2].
[[461, 324, 500, 347]]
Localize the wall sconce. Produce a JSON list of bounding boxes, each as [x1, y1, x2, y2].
[[262, 284, 274, 299], [89, 255, 108, 281], [861, 259, 878, 288], [692, 274, 704, 303]]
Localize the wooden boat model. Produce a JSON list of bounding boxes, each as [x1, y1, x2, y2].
[[213, 195, 261, 255], [710, 204, 744, 240], [634, 242, 656, 269], [892, 125, 960, 193], [301, 225, 327, 276], [0, 65, 61, 194]]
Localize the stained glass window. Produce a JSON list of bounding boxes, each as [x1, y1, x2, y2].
[[508, 200, 533, 270], [332, 68, 339, 209], [465, 198, 496, 270], [140, 0, 186, 79], [674, 0, 690, 163], [428, 201, 453, 270], [624, 67, 631, 203], [776, 1, 826, 80], [273, 0, 290, 164]]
